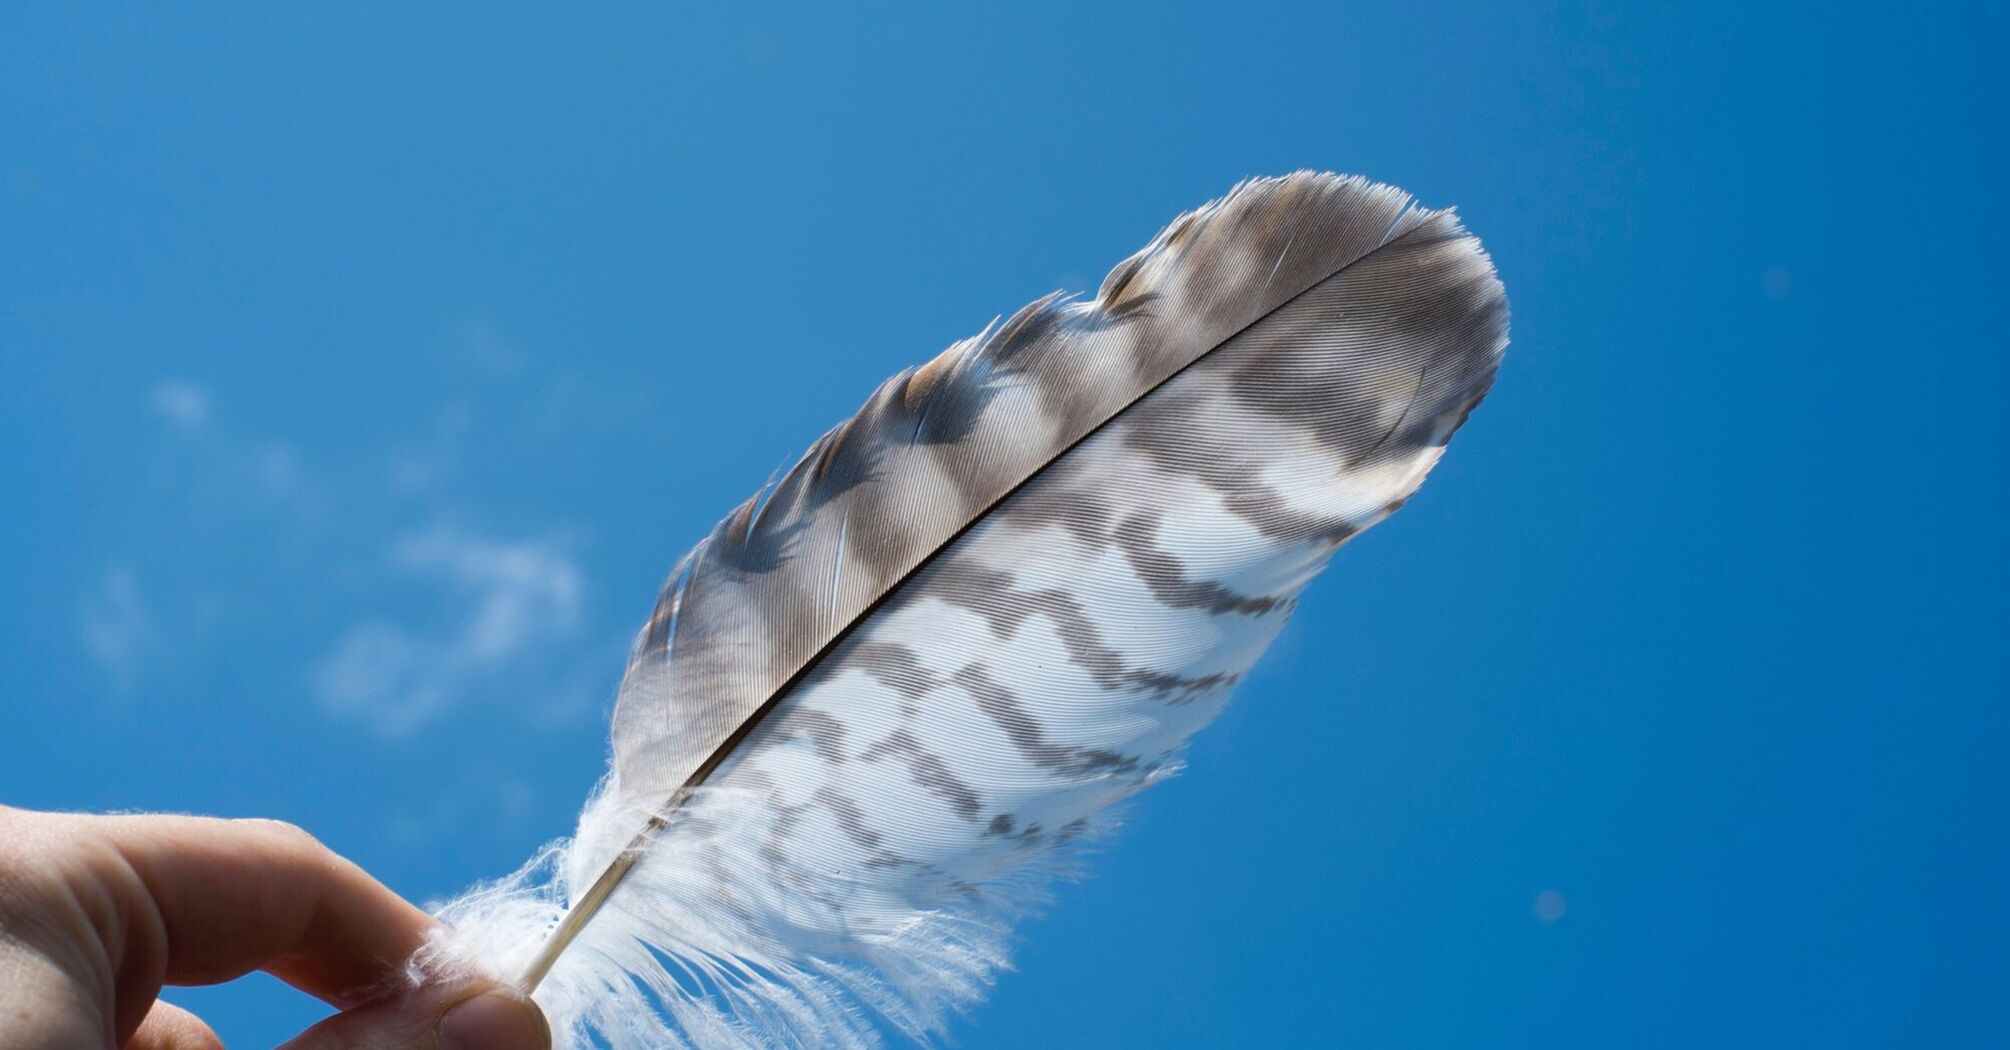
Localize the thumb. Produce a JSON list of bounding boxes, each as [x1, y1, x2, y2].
[[278, 981, 551, 1050]]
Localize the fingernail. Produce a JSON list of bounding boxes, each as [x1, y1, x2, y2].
[[439, 991, 550, 1050]]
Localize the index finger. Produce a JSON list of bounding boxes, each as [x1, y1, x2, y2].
[[84, 813, 437, 1015]]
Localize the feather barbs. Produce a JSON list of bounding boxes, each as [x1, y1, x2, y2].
[[427, 171, 1508, 1049]]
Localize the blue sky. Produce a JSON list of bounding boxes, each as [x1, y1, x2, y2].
[[3, 3, 2004, 1046]]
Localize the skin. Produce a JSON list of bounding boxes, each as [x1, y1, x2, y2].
[[0, 806, 549, 1050]]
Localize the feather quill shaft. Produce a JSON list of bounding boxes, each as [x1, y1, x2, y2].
[[430, 171, 1509, 1049]]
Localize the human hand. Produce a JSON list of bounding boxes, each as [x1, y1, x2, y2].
[[0, 806, 549, 1049]]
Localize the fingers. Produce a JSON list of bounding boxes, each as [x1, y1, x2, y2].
[[278, 983, 550, 1050], [0, 808, 538, 1050], [126, 1000, 222, 1050], [87, 813, 437, 1006], [0, 807, 438, 1044]]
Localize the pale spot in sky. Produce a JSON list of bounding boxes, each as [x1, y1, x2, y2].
[[150, 380, 210, 430], [447, 317, 530, 376], [385, 814, 425, 847], [390, 401, 474, 494], [249, 440, 325, 521], [1533, 889, 1568, 923], [497, 778, 537, 824], [1763, 265, 1793, 299]]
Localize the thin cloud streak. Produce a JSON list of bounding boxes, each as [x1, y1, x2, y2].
[[79, 567, 154, 693]]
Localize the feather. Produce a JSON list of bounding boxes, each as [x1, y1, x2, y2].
[[421, 171, 1509, 1048]]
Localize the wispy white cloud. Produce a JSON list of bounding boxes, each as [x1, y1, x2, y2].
[[79, 567, 154, 693], [149, 380, 211, 430], [100, 333, 636, 738], [312, 526, 586, 737], [144, 379, 321, 517]]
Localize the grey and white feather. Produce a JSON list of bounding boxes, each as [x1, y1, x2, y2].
[[425, 172, 1509, 1049]]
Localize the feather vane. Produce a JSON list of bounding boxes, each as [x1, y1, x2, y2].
[[425, 171, 1509, 1049]]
